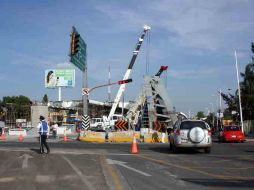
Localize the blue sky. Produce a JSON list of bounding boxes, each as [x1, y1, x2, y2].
[[0, 0, 253, 115]]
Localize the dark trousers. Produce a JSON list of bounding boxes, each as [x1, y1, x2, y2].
[[40, 135, 50, 153]]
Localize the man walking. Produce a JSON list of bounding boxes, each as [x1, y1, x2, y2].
[[37, 116, 50, 154]]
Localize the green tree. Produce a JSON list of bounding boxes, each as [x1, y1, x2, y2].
[[1, 95, 31, 121], [240, 42, 254, 120], [196, 111, 205, 119], [42, 94, 48, 104]]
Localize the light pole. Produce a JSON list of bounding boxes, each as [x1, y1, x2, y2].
[[210, 102, 215, 127], [205, 107, 210, 115], [234, 51, 244, 133]]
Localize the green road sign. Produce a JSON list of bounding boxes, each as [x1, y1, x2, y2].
[[70, 27, 87, 71]]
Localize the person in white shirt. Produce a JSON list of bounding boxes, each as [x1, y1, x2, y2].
[[37, 116, 50, 154]]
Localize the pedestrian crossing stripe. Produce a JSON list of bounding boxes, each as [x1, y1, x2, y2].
[[82, 115, 90, 129]]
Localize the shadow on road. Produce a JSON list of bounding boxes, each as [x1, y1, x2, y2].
[[181, 178, 254, 188], [149, 146, 204, 154], [30, 148, 41, 154]]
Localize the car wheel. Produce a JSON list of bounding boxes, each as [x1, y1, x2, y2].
[[204, 147, 211, 154]]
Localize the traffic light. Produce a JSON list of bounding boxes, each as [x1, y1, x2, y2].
[[70, 28, 81, 55], [118, 79, 133, 85]]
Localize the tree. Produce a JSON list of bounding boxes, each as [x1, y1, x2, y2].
[[42, 94, 48, 105], [1, 95, 31, 121], [196, 111, 205, 119], [240, 42, 254, 120]]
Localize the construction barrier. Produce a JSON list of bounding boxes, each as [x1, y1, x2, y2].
[[108, 131, 140, 143], [115, 120, 128, 131], [78, 129, 167, 143], [79, 131, 106, 142], [153, 121, 162, 131], [143, 130, 168, 143], [9, 128, 27, 136]]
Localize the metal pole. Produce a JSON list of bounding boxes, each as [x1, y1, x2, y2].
[[122, 92, 124, 117], [108, 65, 111, 103], [210, 102, 214, 127], [234, 51, 244, 133], [219, 89, 222, 128], [83, 67, 88, 115]]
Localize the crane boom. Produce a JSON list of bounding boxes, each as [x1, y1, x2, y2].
[[108, 25, 151, 120]]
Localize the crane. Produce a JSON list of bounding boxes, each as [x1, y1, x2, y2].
[[107, 25, 151, 121]]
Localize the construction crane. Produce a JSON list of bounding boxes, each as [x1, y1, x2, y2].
[[155, 66, 168, 77], [107, 25, 151, 121]]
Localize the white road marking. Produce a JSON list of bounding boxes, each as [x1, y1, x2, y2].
[[62, 155, 95, 190], [18, 153, 33, 169], [106, 159, 151, 177]]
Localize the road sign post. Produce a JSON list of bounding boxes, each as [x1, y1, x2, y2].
[[69, 26, 89, 126]]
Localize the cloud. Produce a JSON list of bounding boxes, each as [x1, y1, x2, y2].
[[95, 0, 253, 53]]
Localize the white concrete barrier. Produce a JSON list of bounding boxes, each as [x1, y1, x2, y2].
[[9, 129, 27, 136]]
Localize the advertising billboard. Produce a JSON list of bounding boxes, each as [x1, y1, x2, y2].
[[45, 69, 75, 88]]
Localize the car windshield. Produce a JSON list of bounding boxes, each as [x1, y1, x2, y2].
[[224, 126, 240, 131], [180, 121, 207, 130]]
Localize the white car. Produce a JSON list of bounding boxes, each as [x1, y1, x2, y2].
[[90, 118, 105, 128], [169, 120, 212, 153]]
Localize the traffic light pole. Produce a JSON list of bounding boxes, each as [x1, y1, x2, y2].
[[83, 66, 88, 115]]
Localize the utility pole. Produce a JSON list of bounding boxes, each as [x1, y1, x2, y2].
[[69, 26, 89, 129], [210, 102, 214, 127], [108, 65, 111, 103], [219, 89, 222, 130], [235, 51, 244, 133]]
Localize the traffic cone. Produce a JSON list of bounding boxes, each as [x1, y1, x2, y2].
[[1, 128, 5, 141], [131, 133, 138, 154], [19, 128, 24, 142], [64, 130, 68, 142]]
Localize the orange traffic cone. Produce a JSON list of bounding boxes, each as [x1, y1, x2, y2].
[[19, 128, 24, 142], [131, 133, 138, 154], [1, 128, 5, 141], [64, 130, 68, 142]]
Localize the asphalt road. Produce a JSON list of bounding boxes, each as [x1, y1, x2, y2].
[[0, 140, 254, 190]]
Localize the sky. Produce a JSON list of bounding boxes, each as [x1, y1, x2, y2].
[[0, 0, 253, 116]]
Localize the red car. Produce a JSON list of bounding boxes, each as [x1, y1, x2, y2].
[[218, 125, 245, 143]]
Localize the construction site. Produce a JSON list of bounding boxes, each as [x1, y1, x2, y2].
[[1, 25, 187, 143]]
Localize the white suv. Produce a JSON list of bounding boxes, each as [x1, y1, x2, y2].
[[169, 120, 212, 153]]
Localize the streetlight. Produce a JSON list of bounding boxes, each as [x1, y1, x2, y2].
[[205, 107, 210, 115], [234, 51, 244, 133], [210, 102, 215, 127]]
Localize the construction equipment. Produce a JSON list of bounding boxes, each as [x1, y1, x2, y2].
[[107, 25, 151, 123], [155, 66, 168, 77]]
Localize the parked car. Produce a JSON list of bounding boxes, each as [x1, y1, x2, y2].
[[169, 120, 212, 153], [218, 125, 245, 143]]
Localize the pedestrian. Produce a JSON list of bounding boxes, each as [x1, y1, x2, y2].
[[52, 122, 58, 139], [37, 116, 50, 154]]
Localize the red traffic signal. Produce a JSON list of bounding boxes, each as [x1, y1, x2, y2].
[[118, 79, 133, 85], [70, 28, 81, 55]]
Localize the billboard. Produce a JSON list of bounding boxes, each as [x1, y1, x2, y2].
[[45, 69, 75, 88]]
